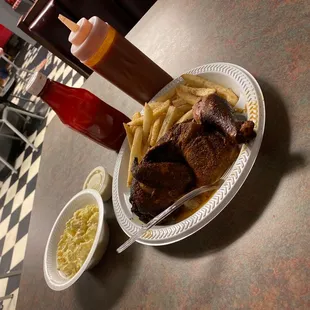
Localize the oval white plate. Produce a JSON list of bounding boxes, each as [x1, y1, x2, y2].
[[112, 62, 265, 246]]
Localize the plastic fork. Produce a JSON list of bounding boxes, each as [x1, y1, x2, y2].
[[117, 180, 223, 253]]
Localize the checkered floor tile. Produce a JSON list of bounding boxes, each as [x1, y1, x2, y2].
[[0, 44, 85, 309]]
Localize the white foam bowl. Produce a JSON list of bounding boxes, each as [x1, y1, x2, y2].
[[44, 189, 109, 291]]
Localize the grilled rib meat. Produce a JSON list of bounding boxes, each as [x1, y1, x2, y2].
[[130, 94, 256, 222]]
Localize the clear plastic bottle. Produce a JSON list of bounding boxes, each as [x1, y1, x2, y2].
[[59, 15, 173, 104]]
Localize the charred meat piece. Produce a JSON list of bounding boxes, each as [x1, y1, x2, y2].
[[132, 160, 194, 189], [157, 121, 203, 148], [130, 178, 188, 223], [193, 94, 256, 143], [142, 141, 184, 163], [236, 120, 256, 143], [182, 131, 239, 186]]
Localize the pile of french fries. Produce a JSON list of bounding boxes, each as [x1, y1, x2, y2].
[[124, 74, 239, 187]]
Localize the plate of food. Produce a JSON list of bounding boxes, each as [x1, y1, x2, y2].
[[112, 62, 265, 246]]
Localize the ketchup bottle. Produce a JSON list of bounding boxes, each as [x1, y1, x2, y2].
[[26, 72, 129, 151], [58, 15, 173, 105]]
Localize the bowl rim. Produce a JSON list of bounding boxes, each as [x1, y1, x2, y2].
[[43, 189, 104, 291]]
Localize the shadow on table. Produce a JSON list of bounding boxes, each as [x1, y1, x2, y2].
[[157, 79, 305, 259], [74, 217, 142, 310]]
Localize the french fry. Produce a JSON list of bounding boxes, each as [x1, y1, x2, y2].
[[175, 106, 188, 118], [132, 112, 141, 120], [148, 123, 154, 145], [152, 100, 170, 117], [131, 112, 141, 133], [172, 98, 187, 107], [142, 103, 153, 145], [141, 143, 149, 158], [150, 115, 164, 146], [233, 107, 245, 113], [181, 74, 207, 87], [176, 109, 193, 123], [127, 127, 142, 187], [176, 87, 200, 105], [178, 84, 216, 97], [176, 104, 192, 113], [127, 100, 170, 126], [157, 106, 175, 141], [154, 87, 176, 102], [148, 101, 164, 110], [157, 106, 183, 141], [123, 123, 133, 148], [128, 117, 143, 127], [181, 74, 239, 106]]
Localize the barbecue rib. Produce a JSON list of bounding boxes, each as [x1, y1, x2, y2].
[[130, 94, 256, 222]]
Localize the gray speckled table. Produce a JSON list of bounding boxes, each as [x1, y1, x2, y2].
[[17, 0, 310, 309]]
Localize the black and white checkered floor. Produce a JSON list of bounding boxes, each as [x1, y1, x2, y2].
[[0, 44, 85, 309]]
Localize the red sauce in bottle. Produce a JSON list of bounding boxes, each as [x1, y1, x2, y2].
[[30, 75, 129, 151]]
